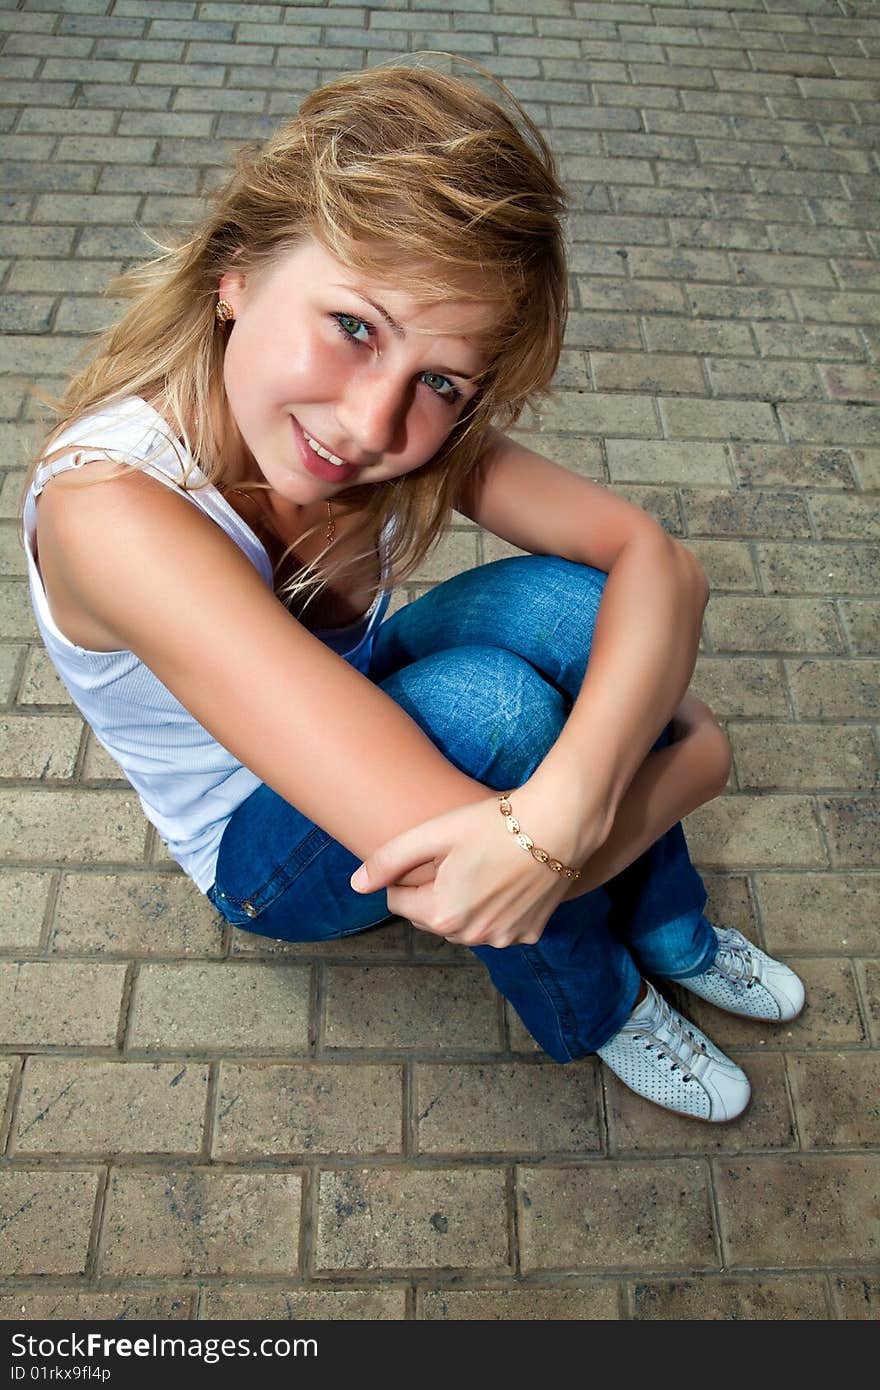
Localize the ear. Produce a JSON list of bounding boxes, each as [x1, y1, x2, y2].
[[218, 268, 246, 314]]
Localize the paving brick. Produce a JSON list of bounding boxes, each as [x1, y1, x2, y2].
[[788, 1052, 880, 1149], [830, 1275, 880, 1320], [95, 38, 185, 61], [820, 794, 880, 868], [0, 714, 82, 779], [821, 364, 880, 403], [100, 1170, 302, 1276], [416, 1061, 601, 1156], [0, 214, 74, 253], [753, 322, 867, 360], [642, 318, 750, 355], [408, 528, 479, 583], [49, 871, 224, 957], [714, 1156, 880, 1266], [536, 391, 658, 438], [779, 402, 880, 447], [756, 542, 878, 595], [9, 260, 121, 293], [660, 398, 779, 442], [605, 439, 728, 485], [1, 961, 125, 1047], [13, 1058, 209, 1155], [16, 644, 72, 700], [691, 656, 790, 718], [178, 87, 266, 114], [849, 447, 880, 489], [705, 595, 844, 654], [316, 1168, 508, 1271], [839, 600, 880, 654], [564, 311, 642, 351], [419, 1285, 620, 1318], [0, 586, 38, 649], [729, 722, 877, 791], [0, 1170, 99, 1276], [683, 795, 825, 869], [788, 659, 880, 719], [323, 966, 502, 1053], [0, 1055, 17, 1145], [81, 732, 128, 780], [32, 194, 141, 224], [0, 869, 50, 950], [625, 246, 730, 281], [0, 789, 148, 864], [683, 488, 811, 538], [576, 278, 686, 312], [589, 353, 706, 397], [707, 358, 822, 401], [684, 540, 756, 592], [0, 1291, 193, 1319], [128, 963, 311, 1053], [213, 1063, 402, 1158], [730, 443, 856, 488], [0, 639, 22, 700], [679, 957, 865, 1051], [630, 1275, 828, 1319], [756, 872, 880, 954], [810, 493, 880, 540], [0, 298, 53, 336], [201, 1286, 406, 1319], [605, 1053, 796, 1155], [518, 1161, 717, 1271]]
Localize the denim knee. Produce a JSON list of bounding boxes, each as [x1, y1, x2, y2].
[[377, 644, 568, 792]]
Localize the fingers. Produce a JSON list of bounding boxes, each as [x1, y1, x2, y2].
[[351, 823, 447, 895]]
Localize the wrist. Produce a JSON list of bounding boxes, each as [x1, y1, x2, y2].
[[505, 773, 611, 869]]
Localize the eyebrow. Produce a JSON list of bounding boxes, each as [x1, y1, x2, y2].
[[332, 284, 481, 383]]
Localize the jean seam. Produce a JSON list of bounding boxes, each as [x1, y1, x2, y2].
[[520, 944, 585, 1063], [217, 823, 332, 915]]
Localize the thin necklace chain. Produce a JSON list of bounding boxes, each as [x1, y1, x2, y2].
[[225, 489, 335, 544]]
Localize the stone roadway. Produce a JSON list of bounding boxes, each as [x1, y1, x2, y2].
[[0, 0, 878, 1321]]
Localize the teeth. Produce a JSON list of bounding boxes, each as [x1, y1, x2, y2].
[[302, 429, 349, 468]]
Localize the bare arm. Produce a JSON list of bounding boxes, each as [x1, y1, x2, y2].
[[455, 431, 713, 871], [562, 717, 731, 900], [519, 532, 710, 861], [36, 466, 487, 872]]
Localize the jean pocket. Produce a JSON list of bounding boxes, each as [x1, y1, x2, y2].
[[206, 880, 263, 927]]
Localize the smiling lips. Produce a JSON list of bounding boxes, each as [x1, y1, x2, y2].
[[301, 426, 355, 469]]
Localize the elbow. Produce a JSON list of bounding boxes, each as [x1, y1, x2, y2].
[[714, 726, 734, 795], [673, 539, 710, 609]]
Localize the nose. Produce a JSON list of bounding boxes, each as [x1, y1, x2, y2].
[[335, 367, 410, 461]]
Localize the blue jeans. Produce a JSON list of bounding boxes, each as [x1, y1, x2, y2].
[[207, 555, 718, 1061]]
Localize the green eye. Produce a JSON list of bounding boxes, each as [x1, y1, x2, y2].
[[334, 313, 370, 343], [421, 372, 459, 402]]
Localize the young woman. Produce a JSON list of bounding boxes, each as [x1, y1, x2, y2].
[[19, 60, 803, 1123]]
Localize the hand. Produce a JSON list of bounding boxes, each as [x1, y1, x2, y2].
[[349, 786, 606, 950]]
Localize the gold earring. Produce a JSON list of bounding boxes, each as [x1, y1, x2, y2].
[[215, 299, 235, 325]]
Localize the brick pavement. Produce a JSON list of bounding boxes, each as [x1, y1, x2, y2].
[[1, 0, 878, 1322]]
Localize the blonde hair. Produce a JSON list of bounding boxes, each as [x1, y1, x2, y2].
[[20, 55, 568, 617]]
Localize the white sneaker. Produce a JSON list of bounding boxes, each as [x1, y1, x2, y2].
[[673, 926, 805, 1023], [597, 981, 750, 1122]]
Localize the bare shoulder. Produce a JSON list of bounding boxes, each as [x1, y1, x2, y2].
[[34, 457, 264, 653]]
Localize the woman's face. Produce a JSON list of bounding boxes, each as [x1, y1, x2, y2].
[[218, 237, 496, 506]]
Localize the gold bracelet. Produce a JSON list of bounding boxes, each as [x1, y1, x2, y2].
[[498, 792, 581, 880]]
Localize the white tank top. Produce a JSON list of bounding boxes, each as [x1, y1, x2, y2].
[[21, 396, 394, 893]]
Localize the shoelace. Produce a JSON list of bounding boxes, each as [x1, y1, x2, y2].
[[631, 987, 708, 1082], [712, 928, 760, 987]]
